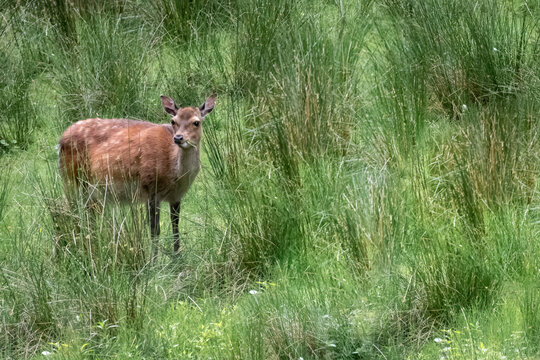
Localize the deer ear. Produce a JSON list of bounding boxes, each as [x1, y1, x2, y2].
[[199, 95, 216, 118], [161, 95, 178, 116]]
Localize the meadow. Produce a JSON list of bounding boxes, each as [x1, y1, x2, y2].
[[0, 0, 539, 358]]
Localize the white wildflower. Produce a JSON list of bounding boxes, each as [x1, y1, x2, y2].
[[249, 290, 258, 295], [434, 337, 443, 343], [42, 351, 52, 356]]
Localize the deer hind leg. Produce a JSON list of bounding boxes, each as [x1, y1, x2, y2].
[[170, 201, 181, 253], [147, 198, 161, 261]]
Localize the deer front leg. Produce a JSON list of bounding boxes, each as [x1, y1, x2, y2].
[[148, 198, 160, 260], [170, 201, 181, 253]]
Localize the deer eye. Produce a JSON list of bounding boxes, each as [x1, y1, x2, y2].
[[171, 120, 175, 125], [193, 121, 200, 127]]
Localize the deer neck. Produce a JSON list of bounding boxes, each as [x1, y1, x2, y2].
[[175, 146, 200, 180]]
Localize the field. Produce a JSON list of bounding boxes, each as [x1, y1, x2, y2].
[[1, 0, 539, 358]]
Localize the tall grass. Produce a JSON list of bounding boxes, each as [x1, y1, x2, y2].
[[25, 0, 128, 42], [0, 166, 10, 224], [0, 7, 51, 153], [1, 0, 540, 358], [52, 15, 160, 124], [204, 0, 374, 276], [145, 0, 238, 43], [382, 0, 540, 119], [0, 163, 160, 357], [361, 0, 540, 348], [236, 0, 372, 158]]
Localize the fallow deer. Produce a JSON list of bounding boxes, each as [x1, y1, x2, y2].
[[58, 95, 216, 257]]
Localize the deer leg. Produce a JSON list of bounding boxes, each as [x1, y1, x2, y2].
[[170, 201, 181, 253], [148, 198, 160, 260]]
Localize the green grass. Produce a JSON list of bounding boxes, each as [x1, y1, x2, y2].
[[1, 0, 539, 358]]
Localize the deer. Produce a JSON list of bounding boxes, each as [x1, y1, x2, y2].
[[58, 95, 216, 258]]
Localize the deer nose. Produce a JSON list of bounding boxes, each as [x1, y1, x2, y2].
[[173, 135, 184, 144]]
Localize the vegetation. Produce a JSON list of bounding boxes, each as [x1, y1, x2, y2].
[[0, 0, 539, 358]]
